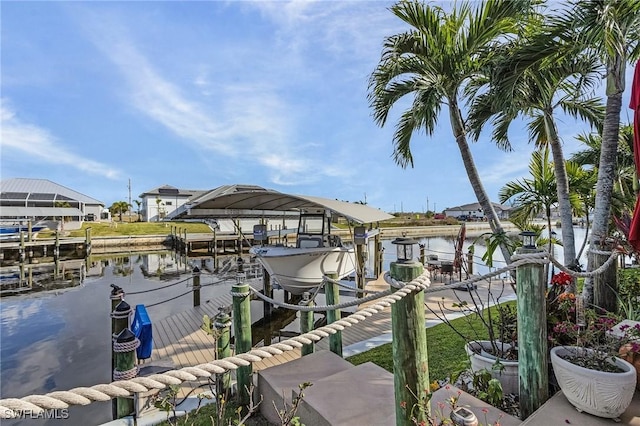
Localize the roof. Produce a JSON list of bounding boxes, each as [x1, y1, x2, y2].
[[138, 185, 205, 198], [0, 178, 103, 205], [168, 184, 393, 224], [445, 202, 511, 212]]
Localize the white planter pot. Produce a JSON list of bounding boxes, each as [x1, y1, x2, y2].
[[465, 340, 519, 395], [550, 346, 637, 419]]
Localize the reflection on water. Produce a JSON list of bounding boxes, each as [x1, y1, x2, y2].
[[0, 228, 590, 425]]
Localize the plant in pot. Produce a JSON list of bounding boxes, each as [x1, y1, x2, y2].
[[549, 302, 637, 420], [429, 292, 520, 395]]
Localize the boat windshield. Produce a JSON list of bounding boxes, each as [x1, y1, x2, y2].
[[297, 214, 325, 235]]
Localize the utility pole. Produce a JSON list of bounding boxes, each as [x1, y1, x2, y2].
[[426, 196, 429, 213], [128, 179, 132, 220]]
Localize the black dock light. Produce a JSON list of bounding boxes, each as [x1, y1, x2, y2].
[[392, 237, 418, 263], [520, 230, 537, 249]]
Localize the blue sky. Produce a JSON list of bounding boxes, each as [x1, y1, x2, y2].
[[1, 1, 635, 214]]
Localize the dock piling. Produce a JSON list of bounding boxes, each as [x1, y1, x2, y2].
[[215, 308, 232, 399], [192, 267, 201, 307], [113, 328, 139, 418], [324, 272, 342, 357], [232, 277, 252, 407], [300, 292, 315, 356]]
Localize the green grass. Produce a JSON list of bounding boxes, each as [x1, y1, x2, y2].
[[347, 301, 516, 382], [37, 221, 211, 238]]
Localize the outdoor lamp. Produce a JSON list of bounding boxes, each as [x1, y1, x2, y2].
[[520, 230, 537, 249], [391, 237, 418, 263]]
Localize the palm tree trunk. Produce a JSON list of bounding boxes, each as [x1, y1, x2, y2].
[[449, 100, 512, 265], [584, 91, 623, 302], [545, 113, 578, 290]]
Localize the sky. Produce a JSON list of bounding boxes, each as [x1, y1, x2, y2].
[[1, 1, 636, 214]]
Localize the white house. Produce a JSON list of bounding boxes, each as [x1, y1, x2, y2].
[[0, 178, 105, 225], [139, 185, 206, 222], [444, 202, 511, 220]]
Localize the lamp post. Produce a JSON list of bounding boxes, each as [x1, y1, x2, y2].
[[516, 229, 548, 417], [389, 237, 428, 425], [390, 237, 421, 282]]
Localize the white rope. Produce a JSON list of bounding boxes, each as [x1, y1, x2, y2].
[[113, 338, 140, 353], [0, 248, 623, 418], [113, 367, 139, 381]]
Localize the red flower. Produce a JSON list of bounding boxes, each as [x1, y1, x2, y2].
[[551, 271, 572, 286]]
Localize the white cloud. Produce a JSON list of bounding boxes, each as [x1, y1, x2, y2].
[[0, 100, 121, 179]]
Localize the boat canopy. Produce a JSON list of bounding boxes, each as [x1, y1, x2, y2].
[[167, 184, 393, 224]]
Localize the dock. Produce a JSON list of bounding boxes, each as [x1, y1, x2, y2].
[[148, 272, 516, 398]]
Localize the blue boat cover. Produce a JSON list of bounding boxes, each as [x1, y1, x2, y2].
[[132, 304, 153, 360]]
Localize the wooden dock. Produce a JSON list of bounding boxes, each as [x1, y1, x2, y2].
[[149, 273, 516, 397]]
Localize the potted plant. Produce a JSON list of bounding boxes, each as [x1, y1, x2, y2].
[[549, 303, 637, 419], [613, 320, 640, 391]]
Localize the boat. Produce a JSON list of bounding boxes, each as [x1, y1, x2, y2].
[[165, 184, 394, 295], [250, 212, 356, 294], [0, 222, 49, 241]]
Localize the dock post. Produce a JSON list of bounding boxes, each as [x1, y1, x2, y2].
[[215, 308, 232, 399], [324, 272, 342, 357], [110, 292, 131, 420], [516, 246, 548, 419], [300, 292, 315, 356], [192, 267, 201, 307], [28, 220, 33, 242], [113, 328, 139, 419], [593, 245, 618, 313], [389, 240, 428, 426], [19, 231, 25, 263], [375, 235, 383, 278], [262, 269, 272, 320], [54, 231, 60, 259], [467, 249, 474, 276], [419, 244, 425, 266], [85, 227, 92, 256], [232, 277, 252, 407]]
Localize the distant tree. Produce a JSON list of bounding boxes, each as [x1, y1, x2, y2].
[[155, 197, 165, 222], [133, 199, 142, 222], [109, 201, 130, 222]]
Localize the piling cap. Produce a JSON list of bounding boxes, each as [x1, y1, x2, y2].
[[115, 300, 131, 312], [116, 328, 136, 343], [110, 284, 124, 296]]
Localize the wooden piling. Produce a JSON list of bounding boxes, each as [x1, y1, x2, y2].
[[215, 309, 232, 398], [390, 261, 429, 426], [113, 328, 138, 418], [300, 292, 315, 356], [263, 269, 272, 320], [516, 247, 548, 419], [374, 233, 382, 278], [192, 267, 201, 307], [592, 248, 618, 313], [356, 243, 365, 291], [324, 272, 342, 357], [232, 280, 252, 406]]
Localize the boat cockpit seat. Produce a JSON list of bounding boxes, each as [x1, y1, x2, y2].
[[297, 236, 324, 248]]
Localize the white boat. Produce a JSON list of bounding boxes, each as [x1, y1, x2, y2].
[[250, 213, 356, 294], [165, 184, 394, 294]]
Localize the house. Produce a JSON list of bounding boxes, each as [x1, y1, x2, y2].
[[138, 185, 206, 222], [0, 178, 105, 226], [444, 202, 511, 220]]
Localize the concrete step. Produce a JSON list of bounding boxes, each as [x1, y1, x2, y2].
[[292, 361, 395, 426], [257, 350, 354, 424]]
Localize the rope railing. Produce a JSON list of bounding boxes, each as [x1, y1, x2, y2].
[[0, 247, 622, 419]]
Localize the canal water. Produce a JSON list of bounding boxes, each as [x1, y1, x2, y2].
[[0, 228, 590, 425]]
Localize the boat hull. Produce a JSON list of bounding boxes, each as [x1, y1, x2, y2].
[[250, 246, 356, 294]]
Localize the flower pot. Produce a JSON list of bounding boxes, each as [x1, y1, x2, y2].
[[464, 340, 519, 395], [550, 346, 637, 419], [618, 343, 640, 391]]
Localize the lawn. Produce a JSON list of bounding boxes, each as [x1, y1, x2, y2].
[[37, 221, 211, 238]]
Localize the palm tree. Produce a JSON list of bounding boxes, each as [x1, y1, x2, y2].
[[556, 0, 640, 302], [368, 0, 532, 265], [133, 200, 142, 222], [468, 20, 603, 275], [499, 147, 559, 256], [565, 160, 596, 262], [109, 201, 129, 222]]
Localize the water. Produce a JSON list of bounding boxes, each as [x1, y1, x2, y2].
[[0, 251, 248, 425], [0, 227, 590, 425]]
